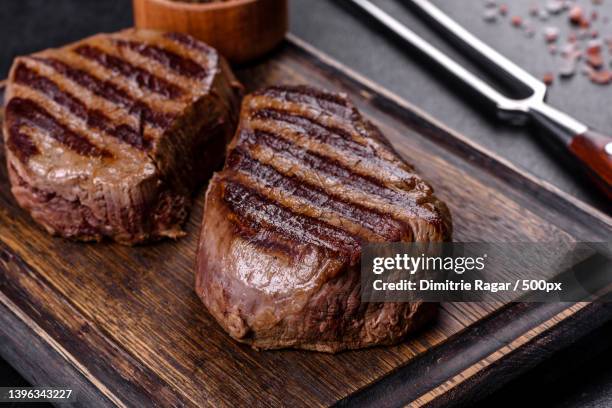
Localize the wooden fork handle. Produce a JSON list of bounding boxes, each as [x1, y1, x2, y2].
[[568, 129, 612, 200]]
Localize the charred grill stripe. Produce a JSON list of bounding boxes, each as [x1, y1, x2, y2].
[[6, 128, 39, 162], [112, 123, 151, 150], [6, 97, 111, 158], [253, 86, 355, 120], [37, 57, 130, 105], [114, 39, 208, 79], [223, 180, 361, 262], [14, 64, 150, 150], [255, 85, 349, 107], [242, 129, 414, 205], [74, 44, 184, 98], [86, 110, 150, 150], [251, 108, 417, 187], [14, 63, 87, 119], [36, 57, 175, 129], [251, 108, 379, 159], [236, 233, 306, 259], [163, 32, 214, 54], [227, 150, 403, 241]]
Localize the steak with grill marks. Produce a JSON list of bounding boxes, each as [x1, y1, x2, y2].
[[196, 86, 452, 352], [3, 29, 242, 244]]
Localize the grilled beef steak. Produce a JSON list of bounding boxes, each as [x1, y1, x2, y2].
[[3, 29, 242, 244], [196, 86, 452, 352]]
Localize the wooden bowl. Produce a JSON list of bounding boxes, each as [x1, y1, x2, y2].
[[133, 0, 288, 64]]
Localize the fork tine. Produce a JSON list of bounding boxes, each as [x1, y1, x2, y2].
[[347, 0, 541, 116], [407, 0, 547, 99]]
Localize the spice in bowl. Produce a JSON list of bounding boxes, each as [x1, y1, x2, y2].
[[167, 0, 233, 3]]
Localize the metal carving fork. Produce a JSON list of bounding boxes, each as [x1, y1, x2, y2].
[[347, 0, 612, 199]]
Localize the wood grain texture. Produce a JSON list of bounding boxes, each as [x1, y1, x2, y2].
[[0, 37, 610, 407], [568, 129, 612, 200], [132, 0, 288, 63], [339, 302, 612, 407]]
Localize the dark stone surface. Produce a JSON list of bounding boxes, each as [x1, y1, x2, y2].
[[290, 0, 612, 212], [0, 0, 610, 406], [0, 0, 132, 71], [0, 0, 609, 210]]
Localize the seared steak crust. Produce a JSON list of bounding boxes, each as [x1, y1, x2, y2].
[[196, 86, 451, 352], [4, 29, 242, 244]]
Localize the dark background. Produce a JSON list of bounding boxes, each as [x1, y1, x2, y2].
[[0, 0, 610, 406]]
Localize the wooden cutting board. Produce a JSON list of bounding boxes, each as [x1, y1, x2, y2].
[[0, 35, 611, 407]]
